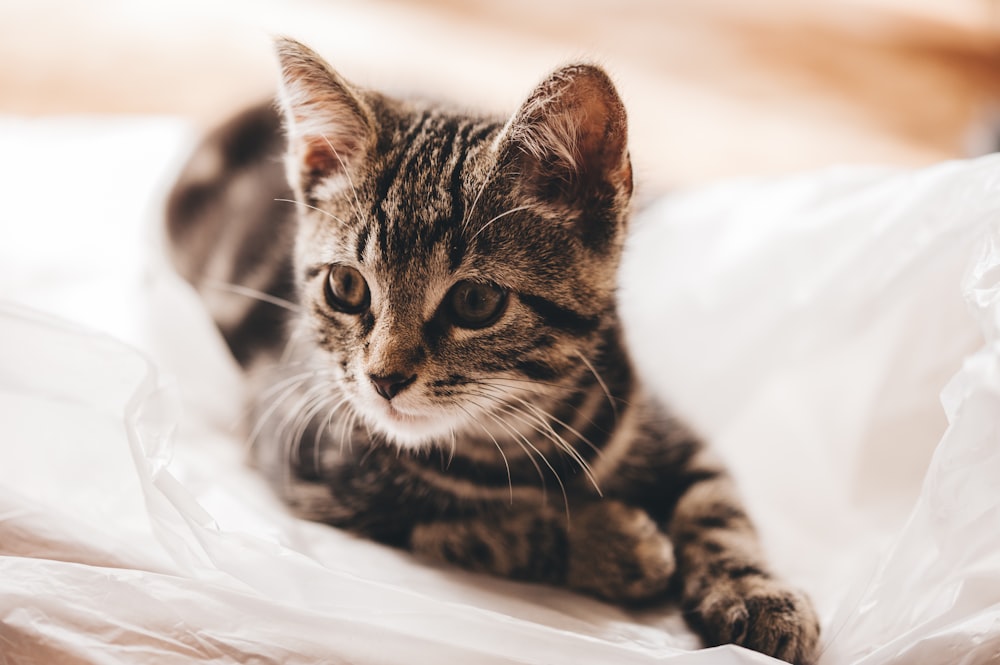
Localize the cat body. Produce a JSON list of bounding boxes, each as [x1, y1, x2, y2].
[[167, 38, 819, 663]]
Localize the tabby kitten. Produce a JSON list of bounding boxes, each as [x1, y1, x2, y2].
[[167, 38, 820, 664]]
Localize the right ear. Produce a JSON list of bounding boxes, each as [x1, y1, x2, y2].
[[274, 37, 375, 198]]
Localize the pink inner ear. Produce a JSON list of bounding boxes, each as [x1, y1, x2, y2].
[[301, 132, 367, 179], [302, 136, 341, 177], [276, 39, 375, 186], [563, 83, 628, 184], [511, 65, 630, 196]]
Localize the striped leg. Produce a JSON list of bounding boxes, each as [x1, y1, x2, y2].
[[410, 499, 675, 603], [669, 466, 820, 665]]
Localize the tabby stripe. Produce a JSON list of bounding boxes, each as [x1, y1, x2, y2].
[[378, 111, 431, 197], [430, 374, 468, 389], [588, 398, 639, 485], [446, 122, 474, 222], [564, 342, 633, 462], [569, 390, 619, 464], [454, 123, 498, 225], [478, 349, 553, 375], [310, 302, 342, 326], [726, 565, 770, 580], [694, 511, 747, 530], [444, 122, 477, 271], [355, 224, 371, 263], [468, 122, 498, 150], [382, 121, 438, 259], [542, 382, 592, 445], [422, 122, 463, 253], [489, 341, 556, 368], [303, 263, 326, 281], [616, 432, 719, 524], [435, 118, 461, 184], [515, 359, 558, 381], [419, 425, 606, 492], [448, 232, 467, 274], [373, 111, 431, 232], [522, 382, 617, 482], [359, 311, 375, 338], [418, 452, 538, 489], [656, 468, 726, 528], [519, 293, 600, 335]]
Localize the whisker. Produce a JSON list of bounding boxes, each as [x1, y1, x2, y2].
[[478, 381, 606, 459], [574, 350, 619, 423], [339, 404, 361, 454], [467, 387, 602, 497], [230, 365, 312, 427], [509, 391, 605, 460], [320, 134, 369, 227], [246, 374, 315, 454], [474, 377, 590, 419], [445, 428, 457, 468], [478, 376, 577, 394], [461, 164, 495, 231], [469, 205, 533, 242], [275, 197, 350, 226], [257, 369, 322, 402], [359, 441, 380, 466], [466, 394, 543, 478], [489, 396, 600, 494], [514, 406, 602, 497], [202, 278, 302, 314], [278, 382, 333, 470], [314, 395, 351, 464], [252, 380, 323, 492], [483, 369, 634, 410], [291, 391, 333, 472], [280, 325, 312, 365], [456, 401, 513, 504], [466, 394, 570, 520], [300, 389, 342, 447]]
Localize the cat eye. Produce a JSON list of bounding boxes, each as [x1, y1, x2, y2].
[[448, 280, 507, 329], [325, 264, 370, 314]]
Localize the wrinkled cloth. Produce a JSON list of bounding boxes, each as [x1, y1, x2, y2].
[[1, 117, 998, 664]]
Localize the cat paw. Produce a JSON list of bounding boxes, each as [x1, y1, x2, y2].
[[688, 577, 820, 665], [566, 501, 675, 603]]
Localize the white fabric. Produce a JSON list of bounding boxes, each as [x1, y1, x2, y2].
[[1, 116, 998, 664]]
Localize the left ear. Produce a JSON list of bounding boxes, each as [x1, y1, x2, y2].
[[274, 37, 376, 200], [498, 63, 633, 216]]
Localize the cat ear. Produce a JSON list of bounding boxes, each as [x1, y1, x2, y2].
[[500, 63, 632, 211], [274, 37, 375, 196]]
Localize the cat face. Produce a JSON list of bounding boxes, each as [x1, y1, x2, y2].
[[276, 38, 633, 449]]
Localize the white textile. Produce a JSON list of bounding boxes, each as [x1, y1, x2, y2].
[[1, 117, 998, 664]]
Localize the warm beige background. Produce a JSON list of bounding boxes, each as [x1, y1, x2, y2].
[[3, 0, 1000, 189]]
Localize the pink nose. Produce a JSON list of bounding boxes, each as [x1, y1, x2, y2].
[[369, 372, 416, 400]]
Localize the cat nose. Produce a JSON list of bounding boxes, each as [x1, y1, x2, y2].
[[368, 372, 417, 400]]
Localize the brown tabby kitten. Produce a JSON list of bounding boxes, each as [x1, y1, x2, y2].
[[166, 38, 820, 664]]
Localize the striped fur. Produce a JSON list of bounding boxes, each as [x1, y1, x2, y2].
[[165, 38, 819, 664]]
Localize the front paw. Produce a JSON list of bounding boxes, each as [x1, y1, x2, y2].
[[566, 501, 675, 603], [687, 576, 820, 665]]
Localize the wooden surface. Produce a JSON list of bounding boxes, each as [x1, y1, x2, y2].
[[3, 0, 1000, 189]]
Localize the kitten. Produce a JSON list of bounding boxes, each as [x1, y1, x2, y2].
[[166, 37, 820, 664]]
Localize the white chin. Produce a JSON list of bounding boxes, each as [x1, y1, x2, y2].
[[365, 403, 457, 450]]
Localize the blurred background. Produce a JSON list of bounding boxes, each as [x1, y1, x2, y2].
[[4, 0, 1000, 191]]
